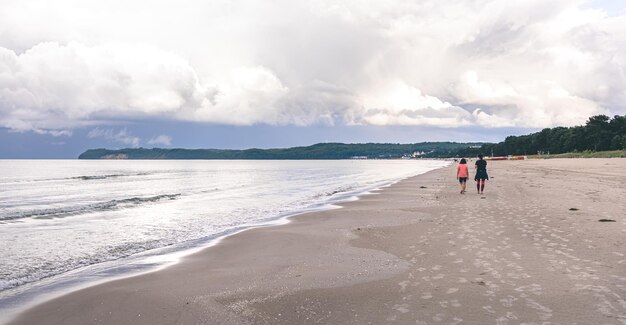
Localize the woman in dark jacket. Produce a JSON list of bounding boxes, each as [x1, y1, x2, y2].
[[474, 154, 488, 194]]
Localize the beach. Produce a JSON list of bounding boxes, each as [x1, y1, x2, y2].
[[9, 158, 626, 324]]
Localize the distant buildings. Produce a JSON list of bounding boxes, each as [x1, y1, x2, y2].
[[399, 151, 432, 159], [411, 151, 429, 157]]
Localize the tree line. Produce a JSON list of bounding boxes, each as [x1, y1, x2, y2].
[[450, 115, 626, 157]]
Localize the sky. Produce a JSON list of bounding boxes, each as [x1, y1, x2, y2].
[[1, 0, 625, 158]]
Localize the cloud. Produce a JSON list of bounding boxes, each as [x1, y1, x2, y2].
[[32, 129, 72, 137], [87, 127, 140, 147], [0, 0, 625, 132], [148, 135, 172, 146], [355, 80, 473, 127]]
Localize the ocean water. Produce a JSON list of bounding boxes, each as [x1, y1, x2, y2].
[[0, 159, 447, 313]]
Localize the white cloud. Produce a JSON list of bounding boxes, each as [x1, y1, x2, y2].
[[32, 129, 73, 137], [148, 135, 172, 146], [87, 127, 140, 147], [357, 80, 474, 127], [0, 0, 624, 132]]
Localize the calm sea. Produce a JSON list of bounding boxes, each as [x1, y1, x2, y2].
[[0, 159, 447, 315]]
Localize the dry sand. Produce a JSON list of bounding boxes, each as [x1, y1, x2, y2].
[[9, 158, 626, 324]]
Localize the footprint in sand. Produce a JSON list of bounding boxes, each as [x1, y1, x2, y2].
[[398, 280, 410, 292], [500, 296, 517, 307], [421, 292, 433, 299], [446, 288, 459, 294], [432, 313, 447, 322], [433, 273, 445, 280], [505, 311, 518, 320], [392, 304, 410, 313], [525, 299, 553, 320]]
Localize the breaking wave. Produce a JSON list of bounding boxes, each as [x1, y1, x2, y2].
[[71, 172, 153, 181], [0, 194, 181, 221]]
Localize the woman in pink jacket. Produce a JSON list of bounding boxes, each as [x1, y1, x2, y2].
[[456, 158, 469, 194]]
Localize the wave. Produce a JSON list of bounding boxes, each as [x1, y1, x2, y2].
[[74, 172, 156, 181], [0, 238, 168, 292], [312, 185, 359, 199], [71, 174, 126, 180], [0, 194, 181, 221], [0, 172, 153, 185], [71, 172, 153, 181]]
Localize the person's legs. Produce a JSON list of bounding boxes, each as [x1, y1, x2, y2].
[[480, 179, 485, 194], [461, 180, 466, 193]]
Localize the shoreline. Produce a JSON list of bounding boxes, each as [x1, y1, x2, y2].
[[9, 158, 626, 324], [1, 165, 445, 324]]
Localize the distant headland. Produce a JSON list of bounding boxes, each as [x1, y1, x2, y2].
[[78, 142, 485, 160]]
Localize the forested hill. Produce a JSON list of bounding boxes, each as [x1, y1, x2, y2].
[[78, 142, 485, 159], [452, 114, 626, 157]]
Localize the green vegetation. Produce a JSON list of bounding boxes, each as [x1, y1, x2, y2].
[[527, 150, 626, 159], [452, 115, 626, 158], [78, 142, 486, 160]]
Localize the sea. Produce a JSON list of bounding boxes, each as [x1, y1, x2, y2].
[[0, 159, 448, 318]]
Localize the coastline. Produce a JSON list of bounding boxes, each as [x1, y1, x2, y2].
[[9, 158, 626, 324], [1, 162, 446, 324]]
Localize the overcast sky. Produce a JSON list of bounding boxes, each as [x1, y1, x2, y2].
[[1, 0, 625, 157]]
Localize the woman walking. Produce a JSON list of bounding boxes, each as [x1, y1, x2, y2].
[[456, 158, 469, 194], [475, 154, 489, 194]]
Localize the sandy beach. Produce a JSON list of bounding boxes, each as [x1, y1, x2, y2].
[[9, 158, 626, 324]]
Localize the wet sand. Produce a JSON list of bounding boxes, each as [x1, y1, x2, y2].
[[10, 158, 626, 324]]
